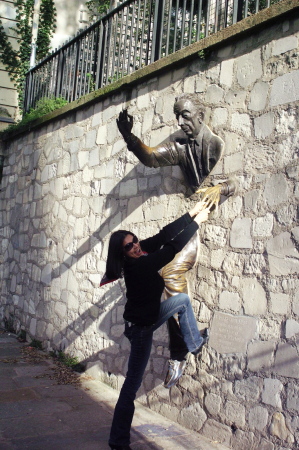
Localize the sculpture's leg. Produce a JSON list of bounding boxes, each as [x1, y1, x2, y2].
[[161, 233, 199, 361]]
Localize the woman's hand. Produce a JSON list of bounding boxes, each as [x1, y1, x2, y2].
[[189, 201, 207, 218], [193, 206, 210, 225]]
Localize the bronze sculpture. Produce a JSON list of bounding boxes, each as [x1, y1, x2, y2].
[[117, 93, 236, 383]]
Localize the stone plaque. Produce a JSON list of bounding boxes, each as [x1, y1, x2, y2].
[[209, 311, 257, 354]]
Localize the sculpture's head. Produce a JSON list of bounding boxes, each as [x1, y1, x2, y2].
[[174, 94, 205, 139]]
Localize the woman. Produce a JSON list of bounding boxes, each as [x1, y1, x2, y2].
[[105, 202, 210, 450]]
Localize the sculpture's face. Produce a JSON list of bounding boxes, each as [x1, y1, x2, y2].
[[174, 99, 203, 138]]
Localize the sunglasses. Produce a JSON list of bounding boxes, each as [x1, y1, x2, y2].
[[123, 235, 138, 252]]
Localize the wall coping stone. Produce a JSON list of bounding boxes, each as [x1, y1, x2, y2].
[[0, 0, 298, 145]]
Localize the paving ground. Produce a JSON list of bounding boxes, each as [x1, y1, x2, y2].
[[0, 329, 231, 450]]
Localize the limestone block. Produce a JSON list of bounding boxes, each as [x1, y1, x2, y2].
[[219, 291, 240, 312], [206, 63, 220, 83], [54, 302, 67, 319], [249, 81, 269, 111], [137, 86, 150, 109], [270, 412, 294, 444], [231, 430, 259, 450], [100, 178, 116, 195], [102, 104, 116, 123], [89, 148, 100, 167], [254, 113, 275, 139], [142, 108, 154, 134], [286, 163, 299, 180], [244, 254, 266, 275], [152, 357, 165, 375], [29, 318, 37, 336], [225, 90, 247, 108], [209, 311, 256, 354], [110, 325, 123, 338], [195, 77, 207, 93], [204, 392, 221, 416], [179, 403, 207, 432], [31, 265, 41, 282], [230, 218, 252, 249], [272, 36, 298, 56], [253, 214, 274, 237], [270, 70, 299, 107], [84, 129, 96, 149], [248, 341, 276, 372], [205, 85, 224, 104], [119, 179, 137, 198], [65, 126, 84, 140], [220, 59, 234, 87], [107, 121, 119, 145], [211, 107, 228, 128], [266, 232, 299, 276], [149, 126, 171, 147], [205, 224, 227, 246], [144, 203, 165, 221], [224, 152, 243, 174], [124, 196, 143, 225], [291, 226, 299, 243], [287, 382, 299, 412], [96, 124, 107, 145], [236, 49, 262, 88], [231, 112, 251, 137], [285, 319, 299, 339], [274, 342, 299, 379], [223, 400, 246, 428], [183, 75, 196, 93], [262, 378, 283, 408], [149, 175, 162, 189], [293, 291, 299, 316], [211, 249, 226, 269], [235, 376, 262, 402], [270, 292, 289, 315], [248, 405, 268, 431], [242, 278, 267, 316], [201, 419, 232, 446], [179, 377, 204, 400]]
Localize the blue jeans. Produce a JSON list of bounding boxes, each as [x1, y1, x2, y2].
[[108, 293, 203, 447]]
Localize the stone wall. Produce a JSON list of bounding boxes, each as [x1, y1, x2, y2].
[[1, 10, 299, 450]]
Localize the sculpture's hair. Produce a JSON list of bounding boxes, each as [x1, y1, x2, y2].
[[106, 230, 134, 279], [174, 93, 205, 119]]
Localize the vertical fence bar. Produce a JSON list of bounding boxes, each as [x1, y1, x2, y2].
[[139, 0, 147, 68], [165, 0, 173, 56], [188, 0, 195, 45], [152, 0, 165, 62], [173, 0, 179, 52], [196, 0, 203, 41], [126, 2, 135, 75], [95, 21, 104, 89], [132, 0, 141, 70], [180, 0, 187, 49]]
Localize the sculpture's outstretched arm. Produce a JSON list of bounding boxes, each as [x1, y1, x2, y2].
[[117, 109, 160, 168]]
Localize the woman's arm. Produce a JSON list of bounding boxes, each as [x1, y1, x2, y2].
[[139, 205, 210, 272], [141, 201, 207, 253]]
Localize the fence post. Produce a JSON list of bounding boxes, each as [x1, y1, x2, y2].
[[151, 0, 165, 62]]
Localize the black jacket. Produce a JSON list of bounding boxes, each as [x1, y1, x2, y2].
[[123, 213, 198, 325]]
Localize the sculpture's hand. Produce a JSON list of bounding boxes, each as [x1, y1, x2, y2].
[[116, 109, 133, 140], [195, 185, 222, 212]]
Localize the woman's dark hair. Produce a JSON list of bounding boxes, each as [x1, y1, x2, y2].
[[106, 230, 134, 279]]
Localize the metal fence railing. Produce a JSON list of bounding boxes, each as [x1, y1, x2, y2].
[[23, 0, 281, 112]]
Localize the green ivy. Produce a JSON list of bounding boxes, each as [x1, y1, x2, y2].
[[85, 0, 112, 20], [1, 96, 67, 136], [0, 0, 56, 109]]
